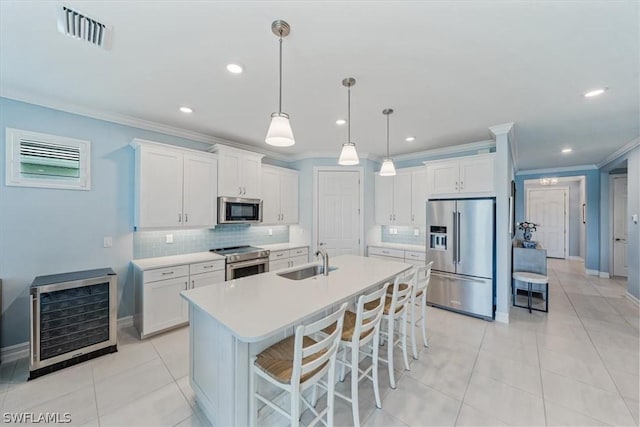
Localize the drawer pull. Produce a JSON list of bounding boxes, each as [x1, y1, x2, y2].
[[162, 271, 174, 276], [203, 265, 214, 269], [382, 250, 389, 254]]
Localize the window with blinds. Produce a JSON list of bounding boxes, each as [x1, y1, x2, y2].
[[5, 128, 91, 190]]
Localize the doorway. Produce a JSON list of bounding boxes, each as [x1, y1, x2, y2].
[[526, 186, 569, 259], [313, 168, 363, 257], [612, 175, 628, 277]]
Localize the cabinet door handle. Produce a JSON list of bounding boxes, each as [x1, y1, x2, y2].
[[185, 282, 188, 291], [185, 213, 188, 223], [460, 181, 464, 190], [191, 280, 195, 289], [412, 214, 415, 222], [389, 214, 392, 221], [178, 213, 182, 223], [239, 186, 242, 195], [455, 181, 459, 190]]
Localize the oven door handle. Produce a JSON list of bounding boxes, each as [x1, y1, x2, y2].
[[228, 258, 269, 269]]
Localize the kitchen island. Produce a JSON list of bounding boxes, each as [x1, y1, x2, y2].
[[180, 254, 412, 426]]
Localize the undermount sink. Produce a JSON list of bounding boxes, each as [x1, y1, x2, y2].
[[277, 265, 337, 280]]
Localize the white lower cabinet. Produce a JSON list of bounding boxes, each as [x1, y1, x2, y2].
[[367, 246, 426, 278], [135, 258, 225, 338], [268, 247, 309, 272]]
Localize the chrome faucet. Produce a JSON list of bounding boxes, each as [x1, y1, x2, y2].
[[315, 248, 330, 275]]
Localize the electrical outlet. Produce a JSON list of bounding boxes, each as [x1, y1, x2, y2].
[[268, 228, 273, 236], [103, 237, 112, 248], [166, 234, 173, 244], [414, 228, 420, 236]]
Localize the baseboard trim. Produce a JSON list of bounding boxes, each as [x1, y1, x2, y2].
[[1, 341, 29, 364], [2, 316, 135, 364], [495, 311, 509, 324], [568, 256, 584, 262], [599, 272, 611, 279], [626, 292, 639, 306], [117, 315, 134, 329], [586, 269, 599, 276]]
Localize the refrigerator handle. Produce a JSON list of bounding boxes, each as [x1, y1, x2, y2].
[[452, 211, 457, 265], [457, 211, 461, 264]]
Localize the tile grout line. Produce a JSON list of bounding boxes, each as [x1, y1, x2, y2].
[[551, 260, 636, 424], [90, 363, 101, 427], [452, 322, 487, 426]]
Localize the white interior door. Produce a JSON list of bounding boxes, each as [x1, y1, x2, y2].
[[527, 188, 567, 258], [317, 171, 361, 257], [613, 176, 628, 277]]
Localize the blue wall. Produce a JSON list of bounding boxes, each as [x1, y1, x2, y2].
[[515, 169, 600, 271], [0, 97, 292, 348]]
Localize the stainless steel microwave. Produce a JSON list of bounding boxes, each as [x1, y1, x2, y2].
[[218, 197, 263, 224]]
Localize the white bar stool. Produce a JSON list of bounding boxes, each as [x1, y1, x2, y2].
[[249, 303, 348, 427], [407, 261, 433, 359], [317, 283, 388, 426], [367, 275, 412, 389], [512, 271, 549, 313]]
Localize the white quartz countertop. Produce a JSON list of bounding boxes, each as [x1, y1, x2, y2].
[[368, 243, 426, 252], [259, 243, 309, 252], [132, 252, 225, 270], [181, 255, 412, 342]]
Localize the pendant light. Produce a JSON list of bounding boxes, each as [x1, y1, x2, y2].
[[379, 108, 396, 176], [265, 20, 295, 147], [338, 77, 360, 165]]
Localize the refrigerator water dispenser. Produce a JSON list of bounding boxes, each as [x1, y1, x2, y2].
[[429, 226, 447, 250]]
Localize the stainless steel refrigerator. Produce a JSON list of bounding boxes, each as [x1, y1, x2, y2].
[[426, 198, 495, 320]]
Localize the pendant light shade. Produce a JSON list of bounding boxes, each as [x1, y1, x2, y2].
[[338, 77, 359, 165], [339, 142, 360, 165], [380, 158, 396, 176], [380, 108, 396, 176], [266, 20, 295, 147], [266, 113, 294, 147]]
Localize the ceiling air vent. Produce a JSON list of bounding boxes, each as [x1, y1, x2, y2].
[[57, 6, 112, 50]]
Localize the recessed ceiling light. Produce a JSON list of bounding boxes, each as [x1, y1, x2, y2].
[[405, 136, 416, 142], [335, 119, 346, 125], [583, 88, 606, 97], [562, 148, 572, 153], [226, 63, 244, 74], [179, 106, 193, 114]]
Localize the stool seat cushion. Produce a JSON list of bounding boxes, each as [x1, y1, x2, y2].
[[323, 311, 374, 342], [364, 295, 403, 315], [513, 271, 548, 284], [255, 335, 327, 384], [387, 283, 423, 297]]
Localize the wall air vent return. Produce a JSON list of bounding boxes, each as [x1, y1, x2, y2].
[[57, 6, 112, 50]]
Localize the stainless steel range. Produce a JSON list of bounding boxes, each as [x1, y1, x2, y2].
[[210, 246, 270, 280]]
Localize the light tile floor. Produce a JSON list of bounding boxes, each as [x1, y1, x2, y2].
[[0, 259, 638, 426]]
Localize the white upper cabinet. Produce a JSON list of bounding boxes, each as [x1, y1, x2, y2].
[[374, 171, 412, 225], [214, 145, 264, 199], [261, 165, 299, 225], [425, 153, 495, 197], [411, 169, 428, 226], [132, 139, 217, 229]]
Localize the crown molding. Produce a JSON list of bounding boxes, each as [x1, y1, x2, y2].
[[489, 122, 515, 138], [389, 140, 495, 163], [597, 136, 640, 168], [516, 164, 598, 176], [286, 150, 376, 162], [0, 89, 292, 162]]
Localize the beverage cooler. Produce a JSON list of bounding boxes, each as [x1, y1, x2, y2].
[[29, 268, 117, 380]]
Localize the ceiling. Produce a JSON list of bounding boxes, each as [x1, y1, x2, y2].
[[1, 1, 638, 170]]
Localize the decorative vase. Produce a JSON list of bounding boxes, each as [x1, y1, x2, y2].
[[522, 240, 537, 249], [523, 228, 532, 241]]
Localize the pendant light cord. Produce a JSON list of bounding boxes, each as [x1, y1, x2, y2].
[[278, 36, 283, 114], [386, 113, 390, 158], [347, 86, 351, 143]]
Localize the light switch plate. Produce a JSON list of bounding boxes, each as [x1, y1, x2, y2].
[[414, 228, 420, 236], [268, 229, 273, 236], [103, 237, 112, 248], [166, 234, 173, 244]]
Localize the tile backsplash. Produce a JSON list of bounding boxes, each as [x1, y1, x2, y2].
[[381, 225, 426, 246], [134, 225, 289, 259]]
